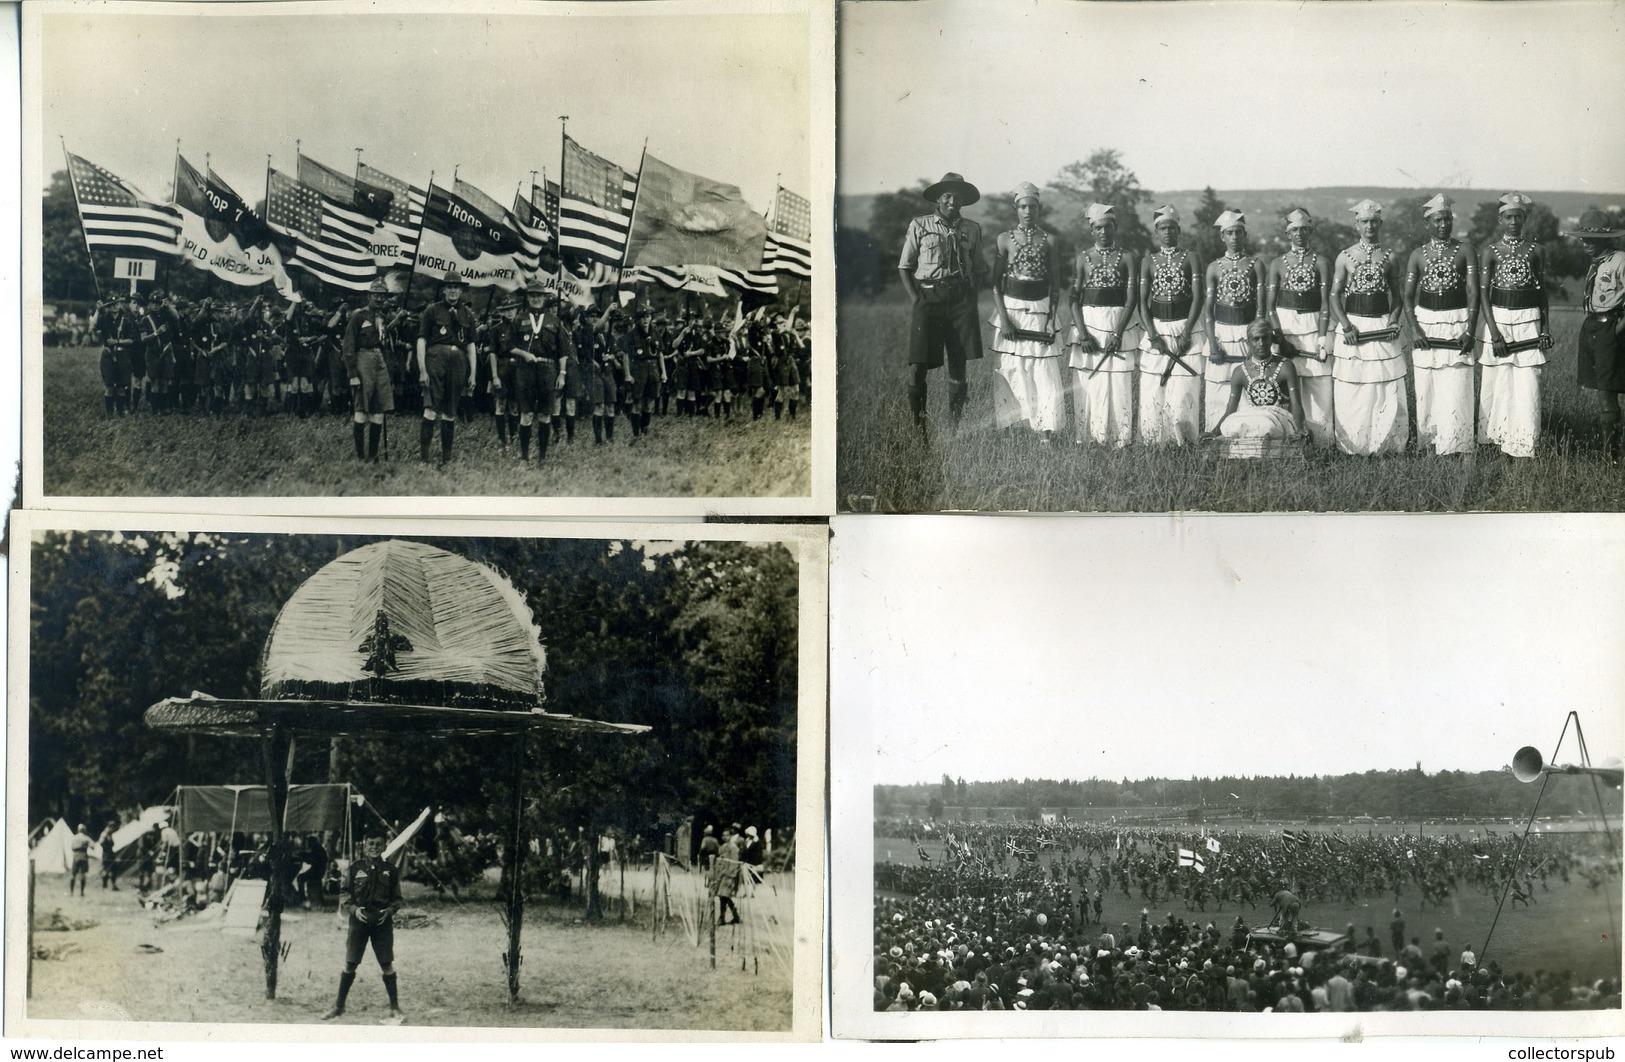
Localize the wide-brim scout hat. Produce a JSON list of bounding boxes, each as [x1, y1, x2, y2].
[[441, 271, 468, 287], [523, 276, 549, 296], [1565, 208, 1625, 240], [923, 172, 980, 206], [367, 278, 390, 295]]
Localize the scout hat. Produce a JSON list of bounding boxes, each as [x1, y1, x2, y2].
[[923, 171, 980, 206], [367, 277, 390, 295], [523, 276, 549, 296], [1565, 207, 1625, 240], [1351, 199, 1383, 221], [1085, 203, 1117, 225], [441, 270, 468, 286], [1214, 210, 1246, 231], [1498, 192, 1533, 214], [1011, 181, 1041, 204], [1284, 208, 1313, 230], [1421, 193, 1454, 218]]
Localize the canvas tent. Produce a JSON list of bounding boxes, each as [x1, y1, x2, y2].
[[31, 818, 92, 874], [173, 784, 354, 839]]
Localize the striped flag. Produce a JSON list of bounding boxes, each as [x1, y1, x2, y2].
[[171, 155, 294, 297], [559, 135, 637, 268], [265, 168, 376, 292], [411, 179, 525, 290], [764, 186, 812, 277], [356, 161, 426, 270], [505, 187, 553, 273], [63, 151, 180, 256], [626, 263, 777, 297], [1177, 847, 1195, 867]]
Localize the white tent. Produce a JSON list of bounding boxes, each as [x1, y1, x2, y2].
[[31, 818, 98, 874], [111, 806, 171, 854]]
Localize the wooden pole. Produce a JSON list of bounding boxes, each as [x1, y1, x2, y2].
[[505, 731, 526, 1004], [260, 725, 291, 999]]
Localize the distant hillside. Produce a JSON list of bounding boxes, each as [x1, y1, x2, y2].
[[841, 186, 1625, 235]]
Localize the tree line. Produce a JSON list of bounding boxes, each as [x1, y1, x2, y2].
[[28, 532, 800, 854], [878, 766, 1620, 822]]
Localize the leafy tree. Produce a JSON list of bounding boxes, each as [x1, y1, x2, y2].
[[41, 170, 97, 305], [1189, 187, 1228, 266], [1048, 150, 1154, 254], [1383, 194, 1434, 256], [867, 181, 934, 285]]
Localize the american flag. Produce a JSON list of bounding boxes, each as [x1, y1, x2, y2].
[[533, 179, 560, 235], [764, 186, 812, 277], [559, 136, 638, 268], [356, 161, 427, 260], [509, 192, 552, 275], [265, 168, 375, 291], [64, 151, 179, 256], [297, 154, 378, 249], [625, 264, 777, 296]]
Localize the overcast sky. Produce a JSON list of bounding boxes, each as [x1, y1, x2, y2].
[[35, 1, 809, 215], [832, 515, 1625, 786], [840, 0, 1625, 196]]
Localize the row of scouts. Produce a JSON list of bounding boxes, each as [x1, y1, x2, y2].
[[91, 274, 812, 465], [901, 172, 1625, 458]]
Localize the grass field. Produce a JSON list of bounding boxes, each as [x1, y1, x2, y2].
[[41, 347, 812, 499], [26, 868, 794, 1029], [838, 294, 1625, 512], [875, 833, 1621, 984]]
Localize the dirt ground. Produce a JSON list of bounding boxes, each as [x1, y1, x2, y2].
[[25, 871, 794, 1030]]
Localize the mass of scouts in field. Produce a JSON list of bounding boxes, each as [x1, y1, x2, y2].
[[82, 275, 812, 465], [898, 172, 1625, 459]]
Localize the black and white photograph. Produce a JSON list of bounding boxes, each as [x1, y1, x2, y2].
[[836, 0, 1625, 512], [829, 514, 1625, 1038], [23, 0, 832, 516], [6, 513, 825, 1040]]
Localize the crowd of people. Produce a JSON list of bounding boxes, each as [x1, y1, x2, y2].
[[873, 818, 1619, 1012], [79, 272, 813, 464], [900, 171, 1625, 459]]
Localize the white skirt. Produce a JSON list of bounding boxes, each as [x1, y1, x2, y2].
[[1139, 316, 1204, 446], [1220, 402, 1297, 440], [991, 296, 1066, 432], [1476, 306, 1543, 457], [1276, 308, 1332, 378], [1412, 306, 1473, 370], [1068, 304, 1141, 374], [1333, 376, 1410, 455]]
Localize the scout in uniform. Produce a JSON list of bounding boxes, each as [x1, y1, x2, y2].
[[575, 307, 615, 444], [284, 297, 322, 418], [323, 835, 404, 1021], [488, 294, 520, 453], [1567, 208, 1625, 455], [343, 278, 397, 462], [1265, 208, 1333, 447], [1330, 200, 1409, 455], [1137, 205, 1205, 446], [97, 295, 137, 416], [1402, 194, 1479, 456], [899, 172, 986, 435], [616, 307, 664, 441], [504, 278, 569, 464], [1070, 203, 1141, 447], [1477, 192, 1552, 458], [415, 272, 478, 464]]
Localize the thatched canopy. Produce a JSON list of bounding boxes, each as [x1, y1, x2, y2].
[[145, 540, 647, 739]]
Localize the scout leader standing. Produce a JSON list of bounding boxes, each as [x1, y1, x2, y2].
[[1137, 205, 1205, 447], [616, 306, 664, 442], [342, 278, 396, 462], [323, 834, 404, 1022], [1477, 192, 1553, 459], [415, 271, 479, 464], [1568, 208, 1625, 456], [898, 172, 987, 435], [1069, 203, 1140, 448], [1265, 209, 1334, 448], [503, 277, 571, 464], [1402, 194, 1479, 457]]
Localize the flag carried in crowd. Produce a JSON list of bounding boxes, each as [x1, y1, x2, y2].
[[264, 167, 376, 292], [764, 185, 812, 278], [63, 150, 181, 257], [558, 134, 638, 269], [412, 178, 526, 289], [623, 151, 767, 273], [172, 154, 296, 298], [355, 160, 426, 270]]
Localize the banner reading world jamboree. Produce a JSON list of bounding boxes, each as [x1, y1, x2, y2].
[[414, 181, 524, 289], [172, 154, 296, 298]]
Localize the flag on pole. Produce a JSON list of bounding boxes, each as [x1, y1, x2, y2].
[[534, 179, 561, 237], [355, 161, 426, 270], [297, 154, 377, 247], [1177, 847, 1195, 867], [559, 136, 638, 268], [64, 151, 180, 255], [1206, 837, 1221, 854], [265, 169, 377, 292], [764, 186, 812, 277], [623, 152, 766, 272], [411, 180, 524, 289], [506, 187, 554, 272], [172, 155, 294, 297]]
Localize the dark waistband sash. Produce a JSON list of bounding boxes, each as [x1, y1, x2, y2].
[[1079, 286, 1127, 307], [1275, 289, 1321, 312], [1342, 291, 1391, 317], [1418, 288, 1468, 312], [1213, 301, 1257, 326], [1490, 287, 1541, 311], [1149, 297, 1193, 322], [1001, 277, 1050, 302]]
